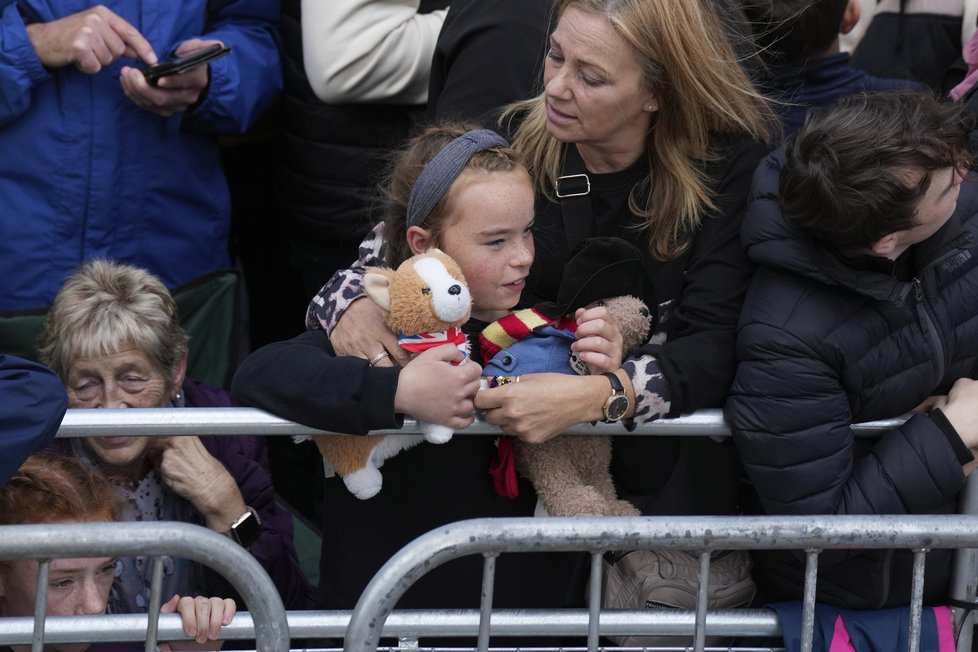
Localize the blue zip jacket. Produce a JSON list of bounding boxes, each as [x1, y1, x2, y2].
[[0, 0, 282, 310]]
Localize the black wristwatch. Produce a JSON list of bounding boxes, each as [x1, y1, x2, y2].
[[601, 372, 629, 423], [226, 506, 261, 548]]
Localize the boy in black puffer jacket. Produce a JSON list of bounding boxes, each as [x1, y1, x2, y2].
[[727, 90, 978, 609]]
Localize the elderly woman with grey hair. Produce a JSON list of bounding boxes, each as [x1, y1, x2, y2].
[[36, 259, 318, 612]]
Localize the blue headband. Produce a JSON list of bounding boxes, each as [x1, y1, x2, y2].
[[406, 129, 511, 228]]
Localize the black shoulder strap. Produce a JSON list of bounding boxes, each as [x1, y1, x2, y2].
[[556, 145, 696, 307], [556, 144, 595, 252]]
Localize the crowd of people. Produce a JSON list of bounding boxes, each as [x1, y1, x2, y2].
[[4, 0, 978, 649]]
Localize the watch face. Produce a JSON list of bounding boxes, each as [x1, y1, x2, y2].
[[231, 511, 261, 548], [605, 394, 628, 421]]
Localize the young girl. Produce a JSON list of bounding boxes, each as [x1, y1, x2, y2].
[[232, 124, 620, 616], [0, 454, 236, 652]]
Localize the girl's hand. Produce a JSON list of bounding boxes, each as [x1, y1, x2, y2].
[[395, 345, 483, 429], [160, 594, 235, 650], [571, 305, 624, 375]]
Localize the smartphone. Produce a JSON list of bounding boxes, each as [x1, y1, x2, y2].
[[143, 44, 231, 86]]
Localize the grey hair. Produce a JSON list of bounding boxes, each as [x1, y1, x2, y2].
[[36, 259, 189, 385]]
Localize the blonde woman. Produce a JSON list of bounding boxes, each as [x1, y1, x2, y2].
[[317, 0, 773, 518]]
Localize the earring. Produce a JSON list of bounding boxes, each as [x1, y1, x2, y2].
[[645, 104, 655, 112]]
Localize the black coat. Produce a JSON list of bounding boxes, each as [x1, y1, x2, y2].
[[726, 147, 978, 608], [426, 0, 553, 123]]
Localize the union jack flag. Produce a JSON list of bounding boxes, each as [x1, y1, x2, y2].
[[398, 327, 469, 364]]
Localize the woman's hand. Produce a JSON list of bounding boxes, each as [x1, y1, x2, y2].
[[160, 594, 235, 650], [475, 373, 612, 442], [330, 297, 410, 367], [571, 305, 624, 374], [395, 345, 483, 429], [154, 436, 247, 531], [120, 39, 220, 117]]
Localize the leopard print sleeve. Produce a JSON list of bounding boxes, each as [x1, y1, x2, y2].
[[619, 299, 674, 425], [305, 223, 387, 333], [621, 355, 672, 425]]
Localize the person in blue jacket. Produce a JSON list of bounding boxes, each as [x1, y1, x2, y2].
[[0, 354, 68, 486], [0, 1, 282, 311]]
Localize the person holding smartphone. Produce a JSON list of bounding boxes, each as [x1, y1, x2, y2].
[[0, 2, 282, 312]]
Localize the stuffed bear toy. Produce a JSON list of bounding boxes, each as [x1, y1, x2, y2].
[[481, 295, 651, 516], [308, 248, 472, 499]]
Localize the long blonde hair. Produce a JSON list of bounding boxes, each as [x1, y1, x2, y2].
[[504, 0, 773, 259]]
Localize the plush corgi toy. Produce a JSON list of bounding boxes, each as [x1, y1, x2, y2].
[[309, 249, 472, 499]]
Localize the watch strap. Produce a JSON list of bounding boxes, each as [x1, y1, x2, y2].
[[601, 372, 628, 422], [603, 371, 625, 394]]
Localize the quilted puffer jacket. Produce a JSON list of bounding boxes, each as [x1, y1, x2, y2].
[[726, 147, 978, 609]]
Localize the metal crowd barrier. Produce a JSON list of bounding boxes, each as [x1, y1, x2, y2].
[[0, 521, 289, 651], [40, 408, 978, 652], [345, 515, 978, 652]]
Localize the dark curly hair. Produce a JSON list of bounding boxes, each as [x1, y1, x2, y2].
[[779, 91, 972, 249]]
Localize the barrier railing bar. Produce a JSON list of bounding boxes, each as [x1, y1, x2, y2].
[[800, 550, 818, 652], [694, 551, 710, 652], [32, 560, 50, 652], [477, 554, 496, 652], [951, 473, 978, 650], [345, 516, 978, 652], [0, 522, 289, 650], [587, 552, 601, 652], [56, 407, 911, 439], [909, 549, 928, 652], [0, 608, 785, 645], [145, 555, 165, 652]]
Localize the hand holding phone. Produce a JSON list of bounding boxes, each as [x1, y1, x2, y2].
[[142, 43, 231, 86]]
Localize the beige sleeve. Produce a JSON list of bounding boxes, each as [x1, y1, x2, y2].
[[301, 0, 447, 104]]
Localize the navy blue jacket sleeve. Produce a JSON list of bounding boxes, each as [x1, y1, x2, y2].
[[0, 354, 68, 485]]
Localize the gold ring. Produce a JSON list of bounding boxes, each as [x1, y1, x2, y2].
[[368, 351, 390, 366]]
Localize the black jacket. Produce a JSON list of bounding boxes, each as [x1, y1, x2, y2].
[[726, 147, 978, 608], [427, 0, 553, 124]]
